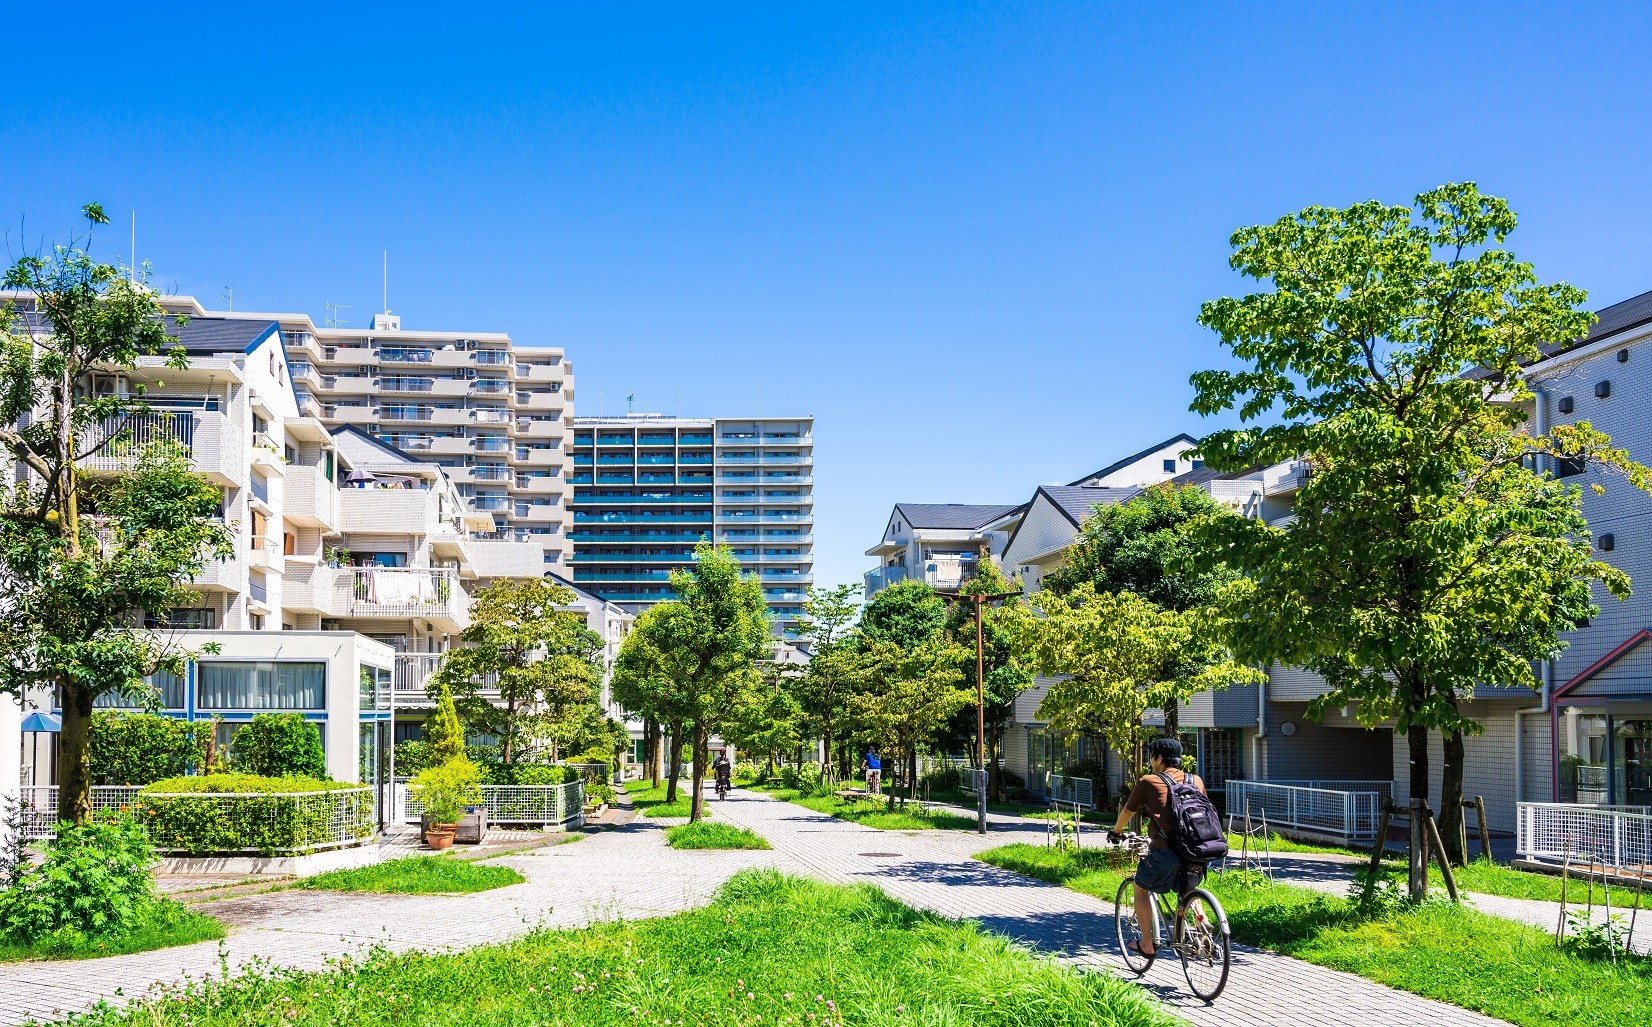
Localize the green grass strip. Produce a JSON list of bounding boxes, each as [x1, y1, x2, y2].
[[623, 780, 707, 819], [64, 870, 1177, 1027], [0, 899, 224, 963], [298, 854, 525, 895], [665, 821, 771, 850], [978, 842, 1652, 1027]]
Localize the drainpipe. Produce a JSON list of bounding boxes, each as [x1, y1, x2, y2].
[[1513, 387, 1552, 807], [1254, 669, 1267, 781]]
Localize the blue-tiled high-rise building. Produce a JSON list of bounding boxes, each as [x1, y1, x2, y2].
[[570, 415, 813, 636]]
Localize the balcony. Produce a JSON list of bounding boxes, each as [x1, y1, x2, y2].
[[331, 374, 376, 392], [679, 433, 713, 444], [467, 464, 512, 483], [471, 378, 512, 395], [381, 377, 435, 393], [518, 419, 562, 437], [283, 562, 334, 615], [573, 512, 712, 524], [515, 361, 562, 381], [282, 330, 322, 358], [379, 405, 436, 423], [473, 349, 511, 366], [637, 434, 676, 446], [470, 495, 511, 513], [322, 345, 377, 367], [428, 436, 474, 455], [332, 568, 468, 629], [515, 391, 562, 410], [472, 409, 512, 425], [326, 404, 376, 425], [596, 435, 634, 446], [570, 531, 712, 543], [79, 409, 241, 488], [573, 570, 673, 582], [247, 535, 280, 571], [473, 436, 511, 454], [513, 503, 562, 522], [512, 475, 558, 492], [570, 552, 695, 562], [513, 447, 561, 465], [379, 347, 434, 364], [572, 493, 711, 505]]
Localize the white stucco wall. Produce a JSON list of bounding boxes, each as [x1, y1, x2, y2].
[[0, 693, 20, 807]]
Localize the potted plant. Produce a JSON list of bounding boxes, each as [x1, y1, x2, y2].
[[412, 759, 482, 850]]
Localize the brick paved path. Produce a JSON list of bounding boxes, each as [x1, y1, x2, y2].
[[713, 788, 1513, 1027], [0, 823, 776, 1026]]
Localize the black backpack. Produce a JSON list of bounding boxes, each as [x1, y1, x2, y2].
[[1158, 772, 1228, 864]]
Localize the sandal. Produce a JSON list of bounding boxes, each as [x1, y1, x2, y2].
[[1125, 941, 1156, 959]]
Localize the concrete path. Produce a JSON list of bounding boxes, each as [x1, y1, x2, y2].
[[713, 787, 1513, 1027], [0, 822, 776, 1026]]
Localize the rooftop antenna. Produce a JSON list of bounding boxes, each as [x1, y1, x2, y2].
[[223, 285, 234, 312], [627, 393, 634, 415], [325, 301, 350, 328]]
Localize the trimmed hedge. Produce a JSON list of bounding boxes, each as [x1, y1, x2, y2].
[[90, 712, 204, 786], [231, 713, 327, 779], [137, 775, 373, 856]]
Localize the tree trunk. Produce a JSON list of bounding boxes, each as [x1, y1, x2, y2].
[[821, 711, 833, 786], [908, 746, 917, 810], [664, 723, 684, 803], [58, 679, 94, 826], [1406, 722, 1430, 804], [1440, 726, 1467, 866], [644, 720, 660, 788], [689, 725, 708, 822]]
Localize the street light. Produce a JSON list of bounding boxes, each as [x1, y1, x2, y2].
[[942, 588, 1021, 835]]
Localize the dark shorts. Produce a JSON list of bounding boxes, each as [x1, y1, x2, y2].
[[1135, 847, 1204, 895]]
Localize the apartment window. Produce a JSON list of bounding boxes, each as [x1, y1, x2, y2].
[[143, 608, 217, 630], [197, 661, 325, 710], [93, 670, 186, 710], [1163, 459, 1176, 473], [1199, 729, 1242, 791], [354, 552, 407, 568], [1557, 456, 1587, 479], [360, 665, 392, 712]]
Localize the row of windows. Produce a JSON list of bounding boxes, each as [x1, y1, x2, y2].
[[94, 661, 388, 712]]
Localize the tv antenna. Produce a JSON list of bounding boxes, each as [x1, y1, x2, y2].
[[223, 285, 234, 311], [627, 393, 634, 415], [325, 301, 350, 328]]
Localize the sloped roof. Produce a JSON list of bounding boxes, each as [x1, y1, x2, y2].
[[893, 503, 1023, 531], [1038, 485, 1143, 527], [1535, 288, 1652, 364], [330, 424, 424, 467], [163, 317, 280, 355], [1554, 628, 1652, 704], [1167, 465, 1226, 487], [1068, 433, 1199, 486]]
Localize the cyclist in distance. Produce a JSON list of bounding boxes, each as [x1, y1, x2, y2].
[[712, 751, 732, 798], [1109, 737, 1208, 958]]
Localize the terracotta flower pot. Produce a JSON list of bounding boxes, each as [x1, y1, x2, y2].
[[425, 824, 457, 850]]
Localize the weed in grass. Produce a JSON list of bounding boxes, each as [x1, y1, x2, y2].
[[0, 899, 224, 963], [664, 821, 771, 850], [65, 870, 1177, 1027], [298, 854, 525, 895]]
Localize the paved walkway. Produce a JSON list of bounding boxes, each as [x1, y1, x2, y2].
[[0, 823, 775, 1026], [712, 788, 1512, 1027]]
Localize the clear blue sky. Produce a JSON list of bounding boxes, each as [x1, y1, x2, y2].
[[6, 4, 1651, 589]]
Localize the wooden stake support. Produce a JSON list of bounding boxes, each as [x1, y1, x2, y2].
[[1422, 804, 1460, 903]]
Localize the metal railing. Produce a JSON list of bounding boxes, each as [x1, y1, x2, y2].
[[1516, 802, 1652, 871], [1225, 780, 1390, 841], [19, 786, 143, 840], [1046, 773, 1095, 809], [139, 787, 376, 855], [400, 782, 584, 828], [337, 568, 462, 617]]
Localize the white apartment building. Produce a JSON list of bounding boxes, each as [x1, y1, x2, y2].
[[864, 504, 1024, 597], [1, 308, 619, 823], [571, 415, 814, 636], [152, 298, 574, 571]]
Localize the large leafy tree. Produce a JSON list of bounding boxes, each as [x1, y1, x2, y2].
[[723, 659, 805, 777], [1012, 584, 1262, 765], [858, 580, 946, 648], [1191, 182, 1648, 863], [795, 582, 861, 783], [609, 543, 771, 821], [431, 578, 604, 765], [845, 636, 971, 808], [0, 206, 233, 824]]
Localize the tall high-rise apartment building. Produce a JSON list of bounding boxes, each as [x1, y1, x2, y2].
[[155, 300, 574, 568], [571, 415, 814, 635]]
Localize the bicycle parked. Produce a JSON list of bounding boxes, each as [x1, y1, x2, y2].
[[1112, 831, 1232, 1001]]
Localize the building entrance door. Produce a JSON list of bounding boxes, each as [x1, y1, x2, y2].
[[1615, 719, 1652, 808]]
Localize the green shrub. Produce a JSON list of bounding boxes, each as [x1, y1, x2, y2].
[[0, 813, 156, 941], [89, 712, 203, 786], [411, 759, 483, 824], [425, 685, 465, 766], [231, 713, 326, 779], [393, 739, 431, 776], [138, 775, 372, 856], [586, 781, 616, 806], [483, 762, 572, 786]]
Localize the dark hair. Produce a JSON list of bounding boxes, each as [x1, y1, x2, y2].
[[1146, 737, 1183, 765]]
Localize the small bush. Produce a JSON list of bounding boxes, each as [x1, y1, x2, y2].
[[482, 762, 572, 786], [666, 821, 771, 850], [231, 713, 326, 779], [412, 759, 483, 824], [90, 712, 203, 786], [393, 739, 431, 776], [138, 775, 372, 856], [0, 813, 156, 941]]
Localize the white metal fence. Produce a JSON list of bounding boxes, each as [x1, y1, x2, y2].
[[398, 781, 584, 829], [1046, 773, 1095, 809], [1225, 780, 1391, 841], [1516, 802, 1652, 871], [19, 785, 143, 840]]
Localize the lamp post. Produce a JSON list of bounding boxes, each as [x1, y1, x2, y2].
[[948, 589, 1021, 835]]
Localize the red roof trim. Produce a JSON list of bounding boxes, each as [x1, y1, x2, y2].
[[1553, 628, 1652, 702]]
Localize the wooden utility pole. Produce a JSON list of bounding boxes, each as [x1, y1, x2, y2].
[[943, 588, 1021, 836]]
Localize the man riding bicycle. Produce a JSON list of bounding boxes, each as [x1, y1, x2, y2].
[[712, 753, 732, 796], [1109, 737, 1208, 959]]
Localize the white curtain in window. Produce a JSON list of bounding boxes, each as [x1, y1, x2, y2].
[[197, 662, 325, 710]]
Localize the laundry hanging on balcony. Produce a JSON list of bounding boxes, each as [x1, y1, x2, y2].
[[367, 570, 436, 605]]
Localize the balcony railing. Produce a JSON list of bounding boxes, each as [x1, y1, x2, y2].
[[473, 350, 511, 365], [250, 473, 270, 504], [382, 377, 435, 392], [470, 496, 511, 512], [472, 379, 512, 393], [470, 465, 511, 481], [474, 437, 511, 453], [334, 568, 464, 619], [473, 409, 511, 425], [380, 347, 434, 363], [381, 406, 435, 421]]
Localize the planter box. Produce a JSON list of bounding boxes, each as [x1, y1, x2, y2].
[[455, 809, 488, 844]]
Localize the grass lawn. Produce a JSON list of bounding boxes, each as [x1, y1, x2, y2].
[[298, 854, 525, 895], [1224, 830, 1369, 857], [67, 870, 1176, 1027], [978, 843, 1652, 1027], [664, 821, 771, 850], [0, 899, 224, 963], [759, 786, 978, 831], [623, 780, 707, 819], [1363, 856, 1593, 904]]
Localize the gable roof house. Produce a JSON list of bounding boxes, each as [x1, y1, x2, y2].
[[863, 502, 1025, 597]]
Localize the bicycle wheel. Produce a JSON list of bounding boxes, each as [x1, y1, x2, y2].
[[1176, 890, 1231, 1002], [1114, 878, 1155, 974]]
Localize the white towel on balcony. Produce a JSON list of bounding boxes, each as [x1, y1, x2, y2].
[[369, 571, 435, 605]]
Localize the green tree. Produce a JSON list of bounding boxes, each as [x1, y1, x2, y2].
[[0, 206, 234, 824], [1011, 584, 1262, 765], [723, 659, 805, 776], [795, 582, 861, 784], [431, 578, 603, 765], [426, 683, 466, 767], [845, 637, 972, 808], [611, 544, 772, 820], [88, 712, 203, 786], [859, 580, 946, 648], [1191, 182, 1648, 864]]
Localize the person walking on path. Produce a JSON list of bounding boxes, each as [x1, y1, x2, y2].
[[862, 749, 882, 796]]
